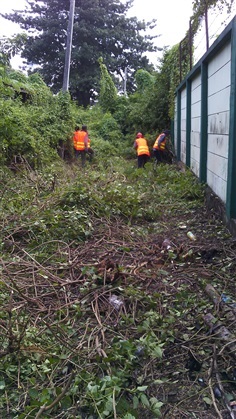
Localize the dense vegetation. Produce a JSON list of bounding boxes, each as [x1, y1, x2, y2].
[[0, 60, 236, 418], [1, 0, 234, 107], [1, 0, 157, 106], [1, 122, 236, 418], [0, 2, 236, 415], [0, 51, 184, 166]]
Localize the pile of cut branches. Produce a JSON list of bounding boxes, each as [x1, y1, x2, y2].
[[0, 159, 236, 418]]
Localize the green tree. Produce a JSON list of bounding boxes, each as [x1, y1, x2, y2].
[[125, 41, 190, 137], [98, 57, 117, 113], [0, 34, 27, 65], [192, 0, 234, 16], [126, 69, 155, 134], [146, 43, 190, 131], [190, 0, 234, 37], [1, 0, 157, 106]]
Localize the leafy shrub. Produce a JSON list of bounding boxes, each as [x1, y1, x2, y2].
[[89, 112, 123, 143], [0, 70, 77, 167], [91, 137, 118, 158]]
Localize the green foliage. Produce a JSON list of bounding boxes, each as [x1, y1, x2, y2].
[[125, 42, 190, 135], [2, 0, 157, 106], [0, 52, 10, 68], [154, 44, 189, 121], [124, 69, 156, 134], [0, 17, 234, 416], [135, 69, 155, 93], [0, 33, 27, 62], [0, 143, 233, 418], [98, 57, 118, 113], [112, 94, 130, 131], [96, 113, 122, 143], [0, 67, 76, 166], [191, 0, 234, 33], [90, 136, 118, 158]]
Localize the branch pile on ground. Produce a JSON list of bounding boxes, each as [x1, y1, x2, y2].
[[1, 210, 236, 418]]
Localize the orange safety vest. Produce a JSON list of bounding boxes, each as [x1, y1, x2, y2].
[[135, 138, 150, 156], [153, 134, 166, 151], [88, 138, 91, 148], [73, 131, 87, 151]]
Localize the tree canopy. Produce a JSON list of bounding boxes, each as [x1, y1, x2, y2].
[[192, 0, 234, 15], [190, 0, 235, 36], [1, 0, 158, 106]]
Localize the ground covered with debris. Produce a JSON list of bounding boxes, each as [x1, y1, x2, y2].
[[0, 158, 236, 418]]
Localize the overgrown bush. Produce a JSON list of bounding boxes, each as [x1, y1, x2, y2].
[[0, 68, 77, 167]]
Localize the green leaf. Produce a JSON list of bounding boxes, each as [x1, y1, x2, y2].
[[133, 395, 139, 409], [203, 397, 212, 405], [61, 395, 72, 409], [140, 393, 150, 408], [0, 380, 6, 390], [137, 386, 148, 392], [29, 388, 38, 399], [182, 334, 189, 341], [152, 346, 163, 358]]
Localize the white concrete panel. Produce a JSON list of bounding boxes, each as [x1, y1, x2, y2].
[[207, 171, 227, 203], [191, 132, 201, 148], [192, 84, 201, 104], [191, 101, 201, 118], [181, 141, 186, 153], [191, 159, 200, 177], [181, 129, 185, 138], [208, 42, 231, 77], [181, 151, 186, 163], [191, 117, 201, 132], [181, 122, 186, 132], [174, 97, 178, 153], [208, 111, 230, 135], [174, 128, 178, 151], [181, 135, 186, 158], [208, 134, 229, 159], [181, 88, 186, 155], [191, 74, 201, 91], [191, 144, 200, 162], [181, 107, 187, 118], [174, 37, 233, 209], [207, 153, 228, 181], [208, 61, 231, 96], [208, 86, 230, 114], [174, 139, 177, 153], [181, 88, 187, 101]]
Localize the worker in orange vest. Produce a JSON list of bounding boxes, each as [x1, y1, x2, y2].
[[133, 132, 150, 168], [153, 129, 170, 164], [73, 125, 89, 167]]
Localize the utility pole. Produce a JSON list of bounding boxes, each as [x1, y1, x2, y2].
[[189, 19, 193, 70], [124, 67, 127, 96], [204, 0, 209, 51], [62, 0, 75, 92]]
